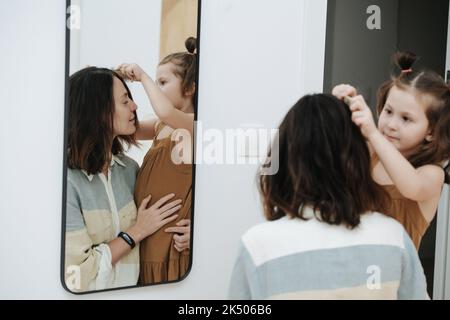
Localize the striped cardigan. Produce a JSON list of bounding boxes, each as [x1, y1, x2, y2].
[[64, 154, 140, 293], [228, 208, 428, 300]]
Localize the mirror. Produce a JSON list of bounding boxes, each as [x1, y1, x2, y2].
[[62, 0, 200, 294], [324, 0, 449, 298]]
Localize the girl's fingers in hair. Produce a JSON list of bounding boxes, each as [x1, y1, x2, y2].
[[333, 84, 357, 99], [344, 97, 364, 112], [341, 86, 355, 98], [349, 100, 367, 113], [351, 111, 365, 119], [353, 95, 370, 109], [120, 64, 128, 74], [353, 116, 366, 127], [331, 87, 340, 97], [343, 96, 353, 106], [332, 85, 347, 99], [126, 69, 134, 79], [122, 65, 131, 76], [346, 86, 357, 97]]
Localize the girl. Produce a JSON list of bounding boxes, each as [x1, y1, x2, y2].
[[333, 52, 450, 249], [117, 37, 197, 284], [228, 94, 427, 300], [65, 67, 182, 292]]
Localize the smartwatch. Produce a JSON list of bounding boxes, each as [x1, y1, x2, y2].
[[118, 231, 136, 249]]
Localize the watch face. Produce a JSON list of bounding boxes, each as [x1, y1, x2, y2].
[[121, 233, 134, 247], [62, 0, 200, 294]]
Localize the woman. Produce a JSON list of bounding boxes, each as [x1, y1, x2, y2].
[[228, 94, 428, 300], [64, 67, 182, 293]]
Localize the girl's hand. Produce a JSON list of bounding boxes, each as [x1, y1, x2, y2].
[[130, 194, 182, 242], [346, 95, 378, 140], [116, 63, 148, 82], [165, 219, 191, 252], [332, 84, 358, 100]]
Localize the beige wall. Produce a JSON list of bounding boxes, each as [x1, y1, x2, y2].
[[160, 0, 198, 60]]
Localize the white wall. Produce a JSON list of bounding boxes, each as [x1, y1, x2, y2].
[[70, 0, 162, 165], [0, 0, 327, 299]]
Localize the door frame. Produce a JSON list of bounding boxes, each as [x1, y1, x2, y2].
[[433, 5, 450, 299], [434, 185, 450, 299]]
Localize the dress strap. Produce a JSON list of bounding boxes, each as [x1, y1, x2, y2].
[[155, 120, 165, 135]]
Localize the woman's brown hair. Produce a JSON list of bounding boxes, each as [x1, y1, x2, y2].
[[259, 94, 389, 229], [376, 52, 450, 173], [68, 67, 139, 175]]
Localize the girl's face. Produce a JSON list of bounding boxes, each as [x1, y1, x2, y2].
[[156, 62, 193, 110], [378, 85, 431, 156], [112, 76, 137, 137]]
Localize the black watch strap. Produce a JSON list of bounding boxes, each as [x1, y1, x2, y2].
[[118, 232, 136, 249]]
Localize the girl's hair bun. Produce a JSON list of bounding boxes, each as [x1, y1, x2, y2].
[[394, 51, 418, 74], [185, 37, 197, 54]]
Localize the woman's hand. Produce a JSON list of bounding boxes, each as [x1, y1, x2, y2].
[[128, 193, 182, 243], [332, 84, 358, 100], [116, 63, 149, 82], [346, 95, 378, 140], [165, 219, 191, 252]]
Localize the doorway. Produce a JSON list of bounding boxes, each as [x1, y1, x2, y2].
[[323, 0, 450, 298]]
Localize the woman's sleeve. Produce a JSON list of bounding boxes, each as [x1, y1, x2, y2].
[[228, 243, 256, 300], [64, 181, 114, 292], [398, 231, 429, 300]]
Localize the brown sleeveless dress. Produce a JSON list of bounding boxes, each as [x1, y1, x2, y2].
[[134, 122, 192, 284], [372, 155, 429, 249]]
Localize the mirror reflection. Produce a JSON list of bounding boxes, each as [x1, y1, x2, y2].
[[63, 0, 199, 293]]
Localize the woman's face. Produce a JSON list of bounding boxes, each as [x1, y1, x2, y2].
[[112, 76, 137, 137]]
